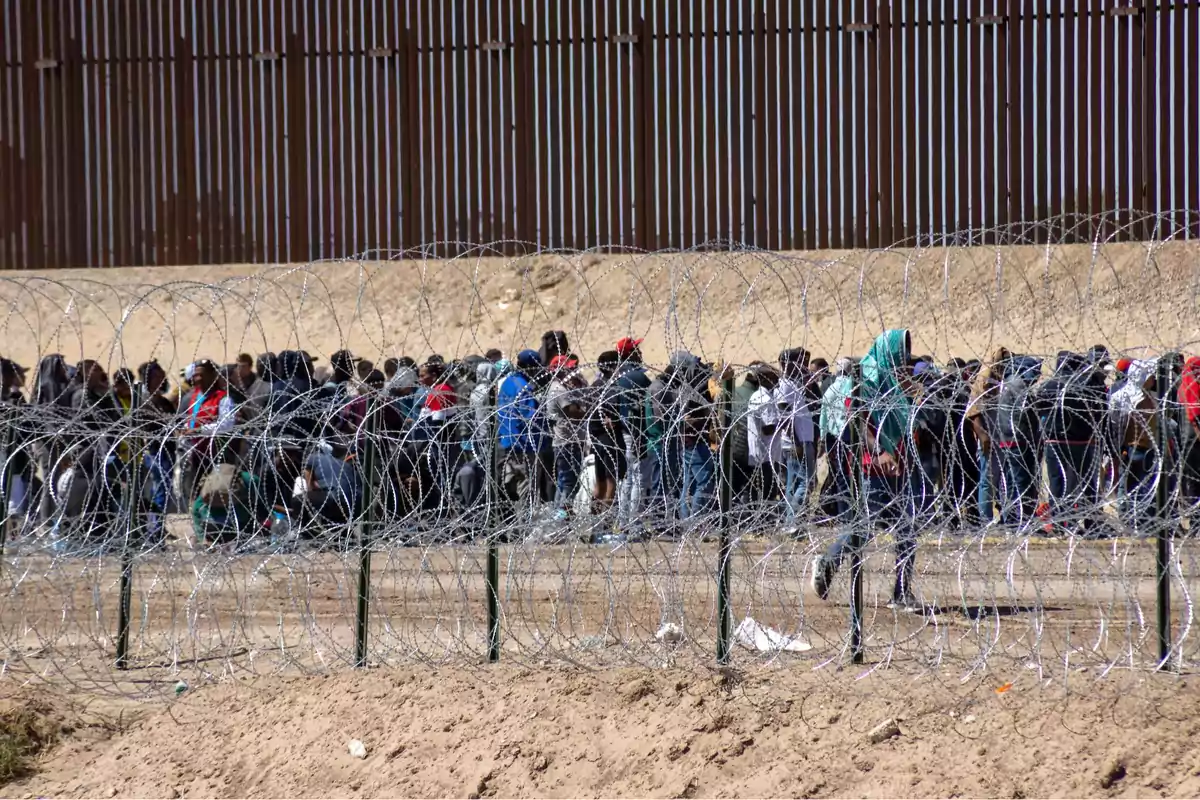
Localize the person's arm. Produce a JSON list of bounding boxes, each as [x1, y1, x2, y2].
[[200, 394, 238, 434]]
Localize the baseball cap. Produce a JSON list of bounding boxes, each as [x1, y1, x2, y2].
[[549, 354, 579, 371], [516, 349, 542, 369], [1116, 358, 1133, 374], [615, 337, 643, 358]]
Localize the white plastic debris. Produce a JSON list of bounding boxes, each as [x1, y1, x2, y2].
[[348, 739, 367, 759], [733, 616, 812, 653], [655, 623, 685, 644]]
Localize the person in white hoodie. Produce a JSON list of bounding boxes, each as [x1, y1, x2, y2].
[[746, 364, 785, 510]]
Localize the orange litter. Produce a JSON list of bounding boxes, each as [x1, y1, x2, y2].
[[995, 682, 1013, 694]]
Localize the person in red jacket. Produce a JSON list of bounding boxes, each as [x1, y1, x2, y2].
[[180, 360, 236, 504]]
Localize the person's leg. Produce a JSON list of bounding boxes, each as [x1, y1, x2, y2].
[[784, 452, 808, 528], [977, 448, 993, 525], [1129, 446, 1157, 534], [554, 444, 582, 516]]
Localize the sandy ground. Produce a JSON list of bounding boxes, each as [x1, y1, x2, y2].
[[7, 661, 1200, 798], [3, 524, 1200, 797], [1, 240, 1198, 373], [3, 240, 1200, 797]]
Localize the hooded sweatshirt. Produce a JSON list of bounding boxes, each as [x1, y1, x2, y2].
[[861, 329, 911, 456]]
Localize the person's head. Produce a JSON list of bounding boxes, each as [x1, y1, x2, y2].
[[810, 357, 829, 376], [418, 361, 445, 387], [549, 354, 582, 385], [330, 350, 362, 383], [389, 367, 418, 397], [383, 357, 399, 380], [235, 353, 255, 387], [597, 350, 620, 379], [396, 356, 417, 370], [361, 368, 386, 394], [485, 348, 503, 363], [834, 357, 853, 377], [256, 352, 278, 382], [191, 359, 220, 392], [0, 358, 26, 392], [137, 360, 167, 395], [77, 360, 109, 393], [615, 337, 644, 364], [112, 367, 135, 401], [516, 349, 542, 377], [755, 363, 780, 391], [356, 360, 376, 382], [779, 348, 811, 379]]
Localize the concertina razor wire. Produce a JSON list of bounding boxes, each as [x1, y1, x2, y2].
[[1, 213, 1200, 700]]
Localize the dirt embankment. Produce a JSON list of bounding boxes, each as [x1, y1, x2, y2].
[[8, 665, 1200, 799]]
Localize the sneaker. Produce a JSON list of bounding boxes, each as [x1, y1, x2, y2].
[[810, 555, 833, 601], [886, 594, 923, 614]]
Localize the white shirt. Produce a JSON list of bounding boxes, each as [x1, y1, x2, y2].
[[776, 377, 816, 447], [747, 386, 785, 466]]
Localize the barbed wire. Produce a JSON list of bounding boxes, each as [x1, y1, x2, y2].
[[1, 211, 1199, 702]]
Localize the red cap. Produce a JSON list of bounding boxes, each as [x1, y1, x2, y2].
[[615, 337, 644, 357], [1116, 358, 1133, 374], [549, 355, 579, 371]]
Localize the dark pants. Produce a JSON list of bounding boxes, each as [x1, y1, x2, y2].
[[824, 470, 919, 602], [554, 444, 583, 511], [995, 445, 1039, 528], [1045, 442, 1096, 528], [1122, 445, 1157, 533]]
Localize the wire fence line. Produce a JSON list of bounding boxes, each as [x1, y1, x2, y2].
[[1, 216, 1199, 700]]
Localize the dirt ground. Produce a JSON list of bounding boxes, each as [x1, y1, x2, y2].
[[1, 239, 1198, 372], [3, 526, 1200, 798], [6, 661, 1200, 798]]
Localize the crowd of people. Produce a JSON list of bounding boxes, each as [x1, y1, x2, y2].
[[0, 329, 1195, 609]]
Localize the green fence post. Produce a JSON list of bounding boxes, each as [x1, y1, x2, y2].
[[717, 373, 734, 665], [1154, 355, 1176, 670], [487, 397, 501, 663], [354, 398, 379, 668], [848, 362, 865, 664]]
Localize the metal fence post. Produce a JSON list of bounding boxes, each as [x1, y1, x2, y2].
[[487, 396, 502, 663], [0, 406, 12, 567], [848, 362, 865, 664], [116, 401, 143, 671], [717, 374, 734, 665], [1154, 355, 1176, 670], [354, 398, 378, 668]]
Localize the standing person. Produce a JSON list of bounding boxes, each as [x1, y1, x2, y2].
[[746, 364, 785, 516], [496, 350, 546, 521], [940, 359, 981, 530], [1178, 357, 1200, 515], [992, 356, 1043, 530], [326, 350, 363, 400], [415, 359, 462, 501], [967, 346, 1010, 526], [1032, 352, 1106, 536], [676, 362, 717, 523], [729, 364, 764, 503], [613, 338, 654, 531], [812, 329, 924, 611], [31, 355, 73, 524], [248, 353, 276, 412], [1110, 358, 1160, 533], [589, 351, 626, 519], [545, 354, 589, 521], [777, 349, 819, 532], [1, 358, 30, 525], [133, 360, 177, 546], [818, 358, 855, 523], [179, 360, 236, 505]]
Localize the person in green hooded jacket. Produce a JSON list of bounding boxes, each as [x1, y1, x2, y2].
[[810, 329, 924, 611]]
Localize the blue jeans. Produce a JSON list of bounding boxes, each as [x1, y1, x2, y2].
[[784, 442, 816, 525], [995, 445, 1038, 528], [824, 470, 919, 601], [977, 449, 993, 524], [554, 444, 583, 511], [679, 442, 715, 520]]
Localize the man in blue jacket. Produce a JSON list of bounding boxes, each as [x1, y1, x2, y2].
[[497, 349, 547, 521]]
